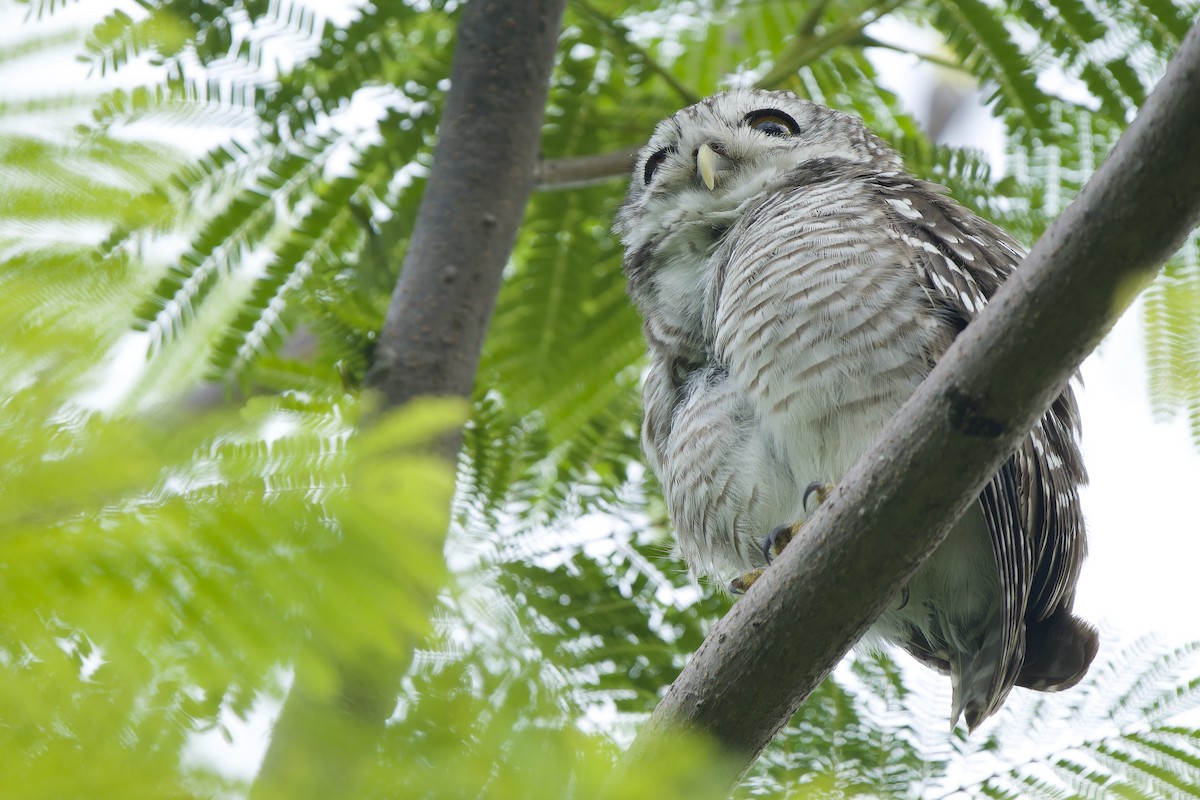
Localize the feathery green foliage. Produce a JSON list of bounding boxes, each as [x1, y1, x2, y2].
[[1145, 252, 1200, 443], [738, 636, 1200, 798], [44, 0, 1200, 474]]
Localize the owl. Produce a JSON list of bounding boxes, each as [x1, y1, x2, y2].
[[614, 89, 1098, 731]]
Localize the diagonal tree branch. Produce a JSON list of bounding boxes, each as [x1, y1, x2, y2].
[[620, 19, 1200, 790], [251, 2, 567, 797]]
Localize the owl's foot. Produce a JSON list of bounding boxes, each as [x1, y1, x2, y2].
[[730, 519, 805, 593], [729, 523, 799, 593], [730, 481, 835, 594], [759, 481, 834, 564], [729, 569, 763, 594], [761, 521, 799, 563]]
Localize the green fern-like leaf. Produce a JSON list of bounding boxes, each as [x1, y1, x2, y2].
[[1143, 248, 1200, 447], [1009, 0, 1143, 119], [132, 131, 341, 352], [470, 182, 644, 522], [265, 2, 453, 130], [1122, 0, 1195, 51], [208, 138, 391, 376], [82, 6, 193, 77], [927, 0, 1051, 132]]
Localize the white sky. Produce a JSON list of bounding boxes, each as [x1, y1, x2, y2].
[[1076, 305, 1200, 645]]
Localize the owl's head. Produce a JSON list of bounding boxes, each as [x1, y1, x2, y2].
[[614, 90, 900, 252]]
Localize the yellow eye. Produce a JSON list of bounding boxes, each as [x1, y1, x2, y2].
[[745, 109, 799, 137]]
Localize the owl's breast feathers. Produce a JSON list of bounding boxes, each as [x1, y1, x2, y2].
[[702, 164, 941, 481]]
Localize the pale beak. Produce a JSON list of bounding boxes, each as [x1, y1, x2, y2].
[[696, 142, 721, 190]]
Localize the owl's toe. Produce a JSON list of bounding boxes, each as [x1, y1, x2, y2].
[[739, 482, 837, 591], [760, 522, 799, 564], [730, 569, 764, 594]]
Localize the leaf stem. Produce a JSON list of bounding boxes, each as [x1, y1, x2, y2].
[[798, 0, 834, 41], [757, 0, 910, 89], [859, 34, 974, 74]]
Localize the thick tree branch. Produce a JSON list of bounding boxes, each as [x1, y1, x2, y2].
[[251, 2, 566, 797], [622, 20, 1200, 789]]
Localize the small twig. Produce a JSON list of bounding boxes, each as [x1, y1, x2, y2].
[[859, 34, 973, 74], [797, 0, 833, 42], [535, 145, 639, 189], [571, 0, 701, 105], [757, 0, 909, 88]]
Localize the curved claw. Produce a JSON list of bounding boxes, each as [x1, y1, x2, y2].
[[897, 585, 911, 610], [802, 481, 833, 512], [760, 523, 796, 564]]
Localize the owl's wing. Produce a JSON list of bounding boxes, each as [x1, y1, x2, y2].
[[703, 164, 1092, 725], [873, 173, 1094, 720]]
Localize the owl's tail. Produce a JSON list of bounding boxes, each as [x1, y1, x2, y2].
[[950, 610, 1100, 731], [1016, 609, 1100, 692]]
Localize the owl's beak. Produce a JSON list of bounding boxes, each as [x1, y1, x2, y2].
[[696, 142, 726, 190]]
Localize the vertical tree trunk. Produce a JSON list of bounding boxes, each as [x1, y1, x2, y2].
[[250, 2, 567, 796]]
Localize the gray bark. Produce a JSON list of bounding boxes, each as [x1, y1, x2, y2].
[[251, 1, 567, 797], [535, 145, 640, 190], [620, 19, 1200, 788], [365, 0, 566, 455]]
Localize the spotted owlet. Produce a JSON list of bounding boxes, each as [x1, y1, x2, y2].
[[614, 90, 1098, 731]]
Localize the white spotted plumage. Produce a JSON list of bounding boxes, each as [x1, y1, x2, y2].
[[615, 90, 1097, 731]]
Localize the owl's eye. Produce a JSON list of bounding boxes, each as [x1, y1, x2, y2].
[[745, 109, 800, 137], [643, 147, 672, 184]]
